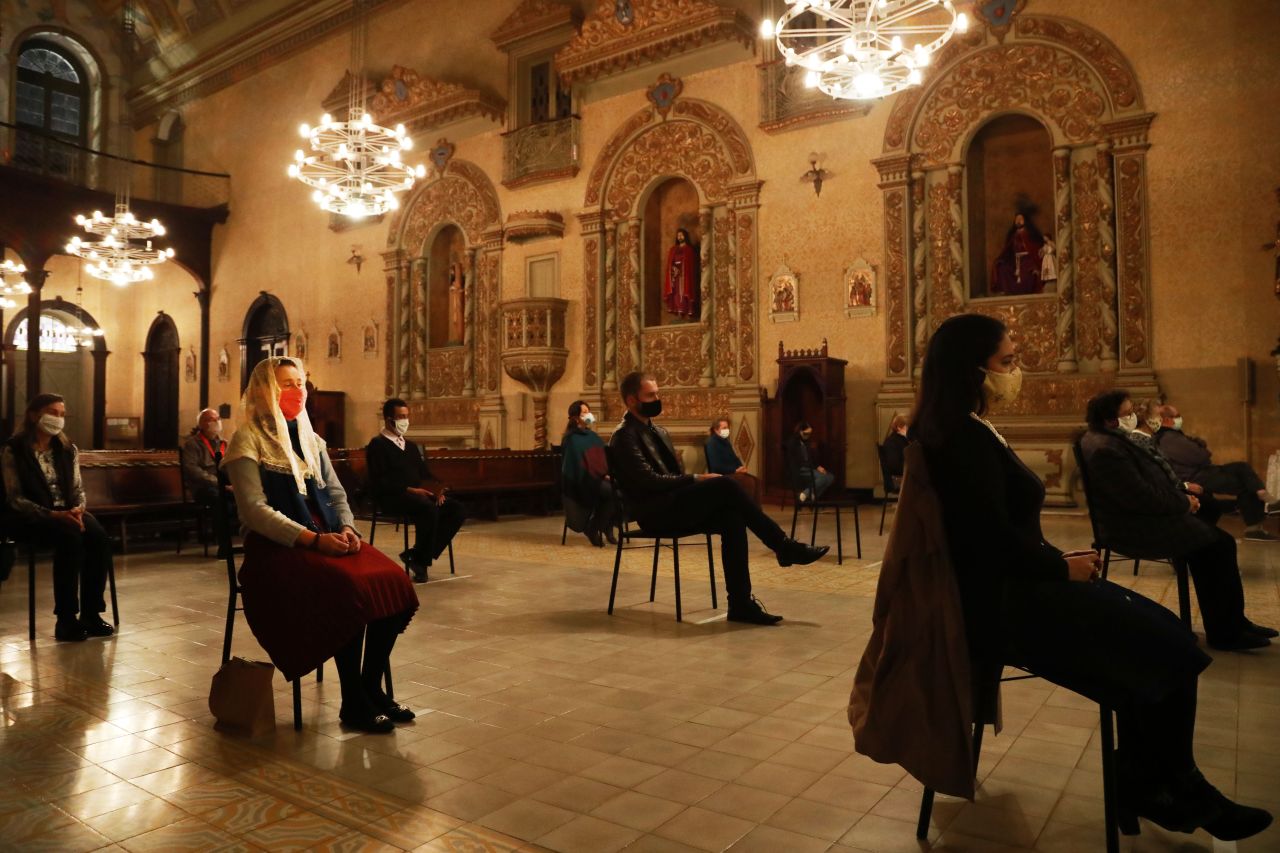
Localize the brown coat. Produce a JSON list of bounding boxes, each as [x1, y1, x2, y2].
[[848, 441, 995, 800]]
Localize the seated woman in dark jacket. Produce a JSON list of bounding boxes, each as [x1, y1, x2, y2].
[[912, 314, 1269, 841], [225, 358, 418, 733], [560, 400, 619, 547], [1, 393, 114, 642], [784, 422, 832, 500], [880, 414, 909, 490], [705, 417, 760, 504]]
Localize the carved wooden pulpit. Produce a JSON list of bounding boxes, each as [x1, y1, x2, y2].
[[762, 339, 848, 497]]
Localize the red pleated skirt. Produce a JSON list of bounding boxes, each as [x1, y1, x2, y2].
[[237, 534, 419, 681]]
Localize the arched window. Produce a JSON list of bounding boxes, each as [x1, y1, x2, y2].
[[13, 313, 86, 353], [14, 38, 91, 176]]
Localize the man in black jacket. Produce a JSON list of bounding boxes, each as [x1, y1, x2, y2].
[[1080, 390, 1273, 651], [608, 372, 827, 624], [367, 399, 465, 582]]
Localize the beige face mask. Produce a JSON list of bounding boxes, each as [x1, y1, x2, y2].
[[981, 365, 1023, 410]]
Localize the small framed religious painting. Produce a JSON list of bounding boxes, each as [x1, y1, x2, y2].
[[769, 264, 799, 323], [362, 322, 378, 358], [217, 347, 230, 382], [294, 329, 308, 362], [844, 259, 877, 318], [327, 326, 342, 363]]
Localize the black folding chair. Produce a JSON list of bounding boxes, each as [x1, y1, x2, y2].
[[370, 504, 455, 575], [1072, 440, 1191, 627], [18, 536, 119, 642], [876, 443, 901, 537], [215, 496, 391, 730], [602, 447, 717, 622], [787, 465, 861, 563], [916, 663, 1121, 852]]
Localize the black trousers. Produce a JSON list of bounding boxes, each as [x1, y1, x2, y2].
[[26, 512, 111, 618], [1182, 526, 1249, 643], [632, 477, 788, 605], [1005, 579, 1209, 782], [1194, 462, 1267, 525], [381, 496, 465, 562]]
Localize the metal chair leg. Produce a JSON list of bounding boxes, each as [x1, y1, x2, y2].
[[1101, 547, 1112, 579], [403, 517, 410, 555], [649, 541, 661, 602], [706, 534, 717, 610], [1133, 558, 1140, 576], [316, 661, 323, 683], [879, 500, 888, 536], [28, 547, 36, 641], [834, 505, 843, 565], [607, 536, 624, 614], [916, 788, 935, 839], [448, 541, 455, 575], [384, 665, 394, 700], [107, 562, 119, 627], [1100, 705, 1121, 853], [1173, 558, 1192, 628], [369, 507, 378, 545], [790, 501, 799, 539], [222, 588, 236, 664], [810, 503, 818, 546], [853, 502, 862, 559], [561, 520, 567, 545], [292, 678, 302, 731], [673, 539, 682, 622]]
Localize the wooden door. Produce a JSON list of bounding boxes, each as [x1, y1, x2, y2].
[[143, 314, 180, 449]]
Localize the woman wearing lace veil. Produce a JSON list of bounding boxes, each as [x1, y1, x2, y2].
[[224, 356, 418, 733]]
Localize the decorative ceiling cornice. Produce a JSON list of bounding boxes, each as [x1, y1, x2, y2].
[[555, 0, 754, 87], [490, 0, 580, 52], [128, 0, 409, 128], [367, 66, 506, 135]]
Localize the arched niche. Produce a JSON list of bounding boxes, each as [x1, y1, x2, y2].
[[5, 298, 107, 448], [872, 13, 1157, 504], [965, 113, 1055, 299], [578, 95, 760, 411], [143, 313, 180, 449], [642, 177, 702, 328], [383, 157, 502, 446], [239, 292, 289, 391]]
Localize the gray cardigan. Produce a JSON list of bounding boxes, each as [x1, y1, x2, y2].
[[225, 446, 357, 547]]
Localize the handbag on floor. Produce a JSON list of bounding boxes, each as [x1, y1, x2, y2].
[[209, 657, 277, 736]]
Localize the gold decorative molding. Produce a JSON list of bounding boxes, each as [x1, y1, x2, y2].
[[491, 0, 580, 51], [504, 211, 567, 243], [368, 66, 505, 136], [555, 0, 754, 87]]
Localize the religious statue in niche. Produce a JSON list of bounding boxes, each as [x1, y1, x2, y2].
[[447, 257, 465, 345], [363, 322, 378, 358], [294, 330, 308, 361], [769, 264, 799, 323], [327, 327, 342, 362], [844, 259, 877, 318], [663, 229, 700, 319], [184, 348, 197, 383], [217, 346, 230, 382], [991, 208, 1056, 295]]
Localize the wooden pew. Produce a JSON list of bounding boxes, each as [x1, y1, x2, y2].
[[328, 446, 562, 519], [79, 450, 195, 552]]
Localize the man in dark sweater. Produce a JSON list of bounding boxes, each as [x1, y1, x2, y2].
[[367, 399, 465, 582], [609, 372, 827, 624]]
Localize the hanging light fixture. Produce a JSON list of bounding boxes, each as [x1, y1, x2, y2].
[[287, 0, 424, 219], [0, 259, 32, 310], [65, 0, 175, 285], [761, 0, 968, 101]]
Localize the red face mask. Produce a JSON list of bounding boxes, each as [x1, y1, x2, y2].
[[278, 386, 305, 420]]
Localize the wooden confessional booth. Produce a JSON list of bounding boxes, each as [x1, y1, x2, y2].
[[761, 340, 847, 500]]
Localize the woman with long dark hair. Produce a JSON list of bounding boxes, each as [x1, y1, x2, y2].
[[1, 393, 114, 642], [910, 313, 1269, 840], [560, 400, 619, 546]]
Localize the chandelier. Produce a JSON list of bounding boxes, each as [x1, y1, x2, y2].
[[73, 279, 104, 347], [287, 0, 424, 218], [761, 0, 968, 100], [0, 259, 31, 310], [65, 1, 175, 285]]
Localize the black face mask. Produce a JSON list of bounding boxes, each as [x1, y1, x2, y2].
[[639, 398, 663, 418]]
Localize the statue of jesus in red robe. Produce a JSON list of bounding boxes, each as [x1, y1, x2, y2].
[[663, 229, 700, 319], [991, 213, 1047, 295]]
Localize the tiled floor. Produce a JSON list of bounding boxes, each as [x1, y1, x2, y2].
[[1, 506, 1278, 852]]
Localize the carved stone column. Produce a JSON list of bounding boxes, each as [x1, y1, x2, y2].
[[577, 212, 605, 392], [412, 257, 429, 399], [618, 219, 641, 378], [910, 168, 927, 377], [873, 154, 913, 383], [946, 164, 966, 314], [713, 205, 737, 384], [381, 248, 407, 397], [463, 248, 476, 396], [602, 222, 619, 390], [1096, 141, 1120, 372], [1053, 147, 1077, 373], [1105, 114, 1157, 374], [478, 227, 507, 449], [501, 298, 568, 449], [729, 181, 761, 385], [698, 205, 713, 387]]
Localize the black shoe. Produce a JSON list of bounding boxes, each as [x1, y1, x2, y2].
[[727, 596, 784, 626], [1208, 632, 1271, 652], [1244, 619, 1279, 639], [54, 618, 88, 642], [400, 550, 428, 583], [585, 525, 604, 548], [1184, 770, 1274, 841], [776, 539, 829, 567], [338, 708, 395, 734], [604, 527, 618, 546], [377, 699, 416, 723], [79, 616, 114, 637]]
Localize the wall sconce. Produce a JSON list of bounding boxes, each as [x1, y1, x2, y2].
[[802, 153, 831, 198], [347, 245, 365, 274]]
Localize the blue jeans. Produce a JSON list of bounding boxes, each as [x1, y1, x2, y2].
[[799, 468, 833, 500]]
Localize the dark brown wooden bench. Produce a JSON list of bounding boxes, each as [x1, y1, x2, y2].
[[80, 450, 198, 552]]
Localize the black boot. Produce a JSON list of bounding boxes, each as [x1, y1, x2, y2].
[[776, 539, 829, 567]]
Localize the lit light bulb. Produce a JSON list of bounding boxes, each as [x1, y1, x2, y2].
[[890, 36, 902, 52], [760, 18, 775, 38], [804, 70, 820, 88], [908, 68, 923, 85], [956, 12, 969, 32]]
